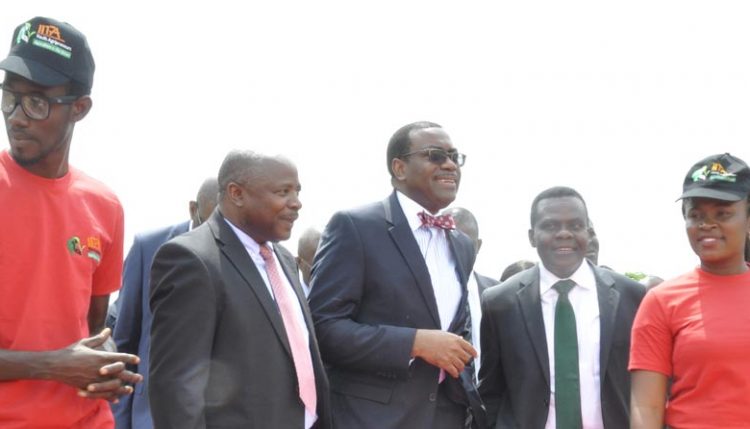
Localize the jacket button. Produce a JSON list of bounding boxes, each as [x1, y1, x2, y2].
[[429, 393, 437, 402]]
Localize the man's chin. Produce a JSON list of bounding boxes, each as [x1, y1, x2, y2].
[[10, 150, 41, 166]]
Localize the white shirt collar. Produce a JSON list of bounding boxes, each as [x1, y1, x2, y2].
[[396, 191, 433, 233], [223, 218, 271, 261], [539, 259, 596, 295]]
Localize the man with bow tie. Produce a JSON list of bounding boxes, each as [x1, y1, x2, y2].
[[309, 121, 485, 429]]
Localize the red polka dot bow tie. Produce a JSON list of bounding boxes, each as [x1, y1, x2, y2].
[[418, 211, 456, 230]]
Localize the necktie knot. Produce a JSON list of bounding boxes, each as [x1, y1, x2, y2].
[[553, 279, 576, 297], [259, 245, 273, 262], [418, 211, 456, 230]]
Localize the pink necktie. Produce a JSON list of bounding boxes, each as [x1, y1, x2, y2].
[[418, 211, 456, 230], [259, 245, 317, 415]]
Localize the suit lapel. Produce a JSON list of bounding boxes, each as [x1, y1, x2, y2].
[[210, 212, 293, 357], [383, 193, 442, 328], [516, 267, 551, 387], [594, 265, 620, 377]]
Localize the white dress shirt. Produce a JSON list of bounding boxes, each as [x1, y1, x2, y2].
[[225, 219, 317, 429], [539, 261, 603, 429], [396, 192, 462, 330]]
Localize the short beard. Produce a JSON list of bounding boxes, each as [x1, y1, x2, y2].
[[10, 150, 44, 167]]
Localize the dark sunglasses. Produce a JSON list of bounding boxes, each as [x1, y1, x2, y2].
[[401, 148, 466, 167]]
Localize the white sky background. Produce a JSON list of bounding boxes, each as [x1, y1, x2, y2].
[[4, 2, 750, 282]]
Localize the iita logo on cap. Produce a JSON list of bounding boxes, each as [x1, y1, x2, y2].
[[690, 162, 737, 184], [16, 21, 73, 60]]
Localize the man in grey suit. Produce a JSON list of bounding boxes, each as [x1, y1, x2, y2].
[[479, 186, 645, 429], [309, 121, 484, 429], [111, 177, 218, 429], [149, 151, 330, 429]]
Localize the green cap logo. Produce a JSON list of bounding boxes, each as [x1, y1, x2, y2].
[[16, 22, 34, 44], [691, 162, 737, 183]]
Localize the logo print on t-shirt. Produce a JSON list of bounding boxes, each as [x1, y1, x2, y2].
[[66, 235, 102, 263]]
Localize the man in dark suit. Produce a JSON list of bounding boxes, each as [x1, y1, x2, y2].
[[478, 186, 646, 429], [149, 151, 330, 429], [111, 177, 218, 429], [443, 206, 500, 375], [309, 121, 484, 429]]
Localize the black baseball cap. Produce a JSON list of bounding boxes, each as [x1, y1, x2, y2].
[[679, 153, 750, 202], [0, 17, 94, 93]]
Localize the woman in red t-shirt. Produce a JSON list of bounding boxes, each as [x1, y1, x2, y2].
[[629, 153, 750, 429]]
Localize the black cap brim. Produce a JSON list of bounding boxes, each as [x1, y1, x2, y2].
[[677, 187, 745, 202], [0, 55, 70, 86]]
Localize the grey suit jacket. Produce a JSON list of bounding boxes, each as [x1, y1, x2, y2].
[[149, 211, 331, 429], [478, 263, 646, 429], [309, 192, 479, 429]]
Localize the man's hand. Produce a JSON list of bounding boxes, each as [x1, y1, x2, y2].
[[411, 329, 477, 378], [50, 328, 142, 402]]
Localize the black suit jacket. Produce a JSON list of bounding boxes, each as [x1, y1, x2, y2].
[[309, 192, 480, 429], [478, 263, 646, 429], [149, 211, 331, 429]]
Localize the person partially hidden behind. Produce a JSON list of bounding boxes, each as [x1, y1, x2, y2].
[[479, 186, 645, 429], [149, 150, 330, 428], [296, 227, 322, 297], [0, 16, 141, 429], [442, 206, 499, 376], [111, 177, 218, 429]]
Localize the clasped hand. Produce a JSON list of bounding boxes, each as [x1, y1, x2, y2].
[[54, 328, 142, 402]]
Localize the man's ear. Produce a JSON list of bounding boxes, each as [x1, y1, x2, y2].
[[227, 182, 245, 207], [528, 228, 536, 248], [70, 95, 92, 122], [189, 200, 198, 220], [391, 157, 407, 181]]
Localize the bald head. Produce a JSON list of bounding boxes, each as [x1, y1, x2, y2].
[[443, 206, 481, 255], [296, 227, 322, 286], [190, 177, 219, 227]]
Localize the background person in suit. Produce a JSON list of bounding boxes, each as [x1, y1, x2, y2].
[[499, 260, 536, 282], [443, 206, 499, 375], [111, 177, 218, 429], [479, 186, 646, 429], [149, 150, 330, 429], [296, 227, 321, 297], [309, 121, 483, 429]]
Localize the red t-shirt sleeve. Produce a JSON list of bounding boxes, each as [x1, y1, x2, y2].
[[629, 289, 673, 376], [91, 201, 124, 296]]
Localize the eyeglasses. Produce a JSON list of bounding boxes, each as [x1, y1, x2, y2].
[[401, 148, 466, 167], [0, 85, 79, 120]]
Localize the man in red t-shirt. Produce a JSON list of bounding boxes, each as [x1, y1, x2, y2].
[[0, 16, 141, 429]]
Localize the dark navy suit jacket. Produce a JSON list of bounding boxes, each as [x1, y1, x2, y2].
[[112, 221, 189, 429], [309, 192, 481, 429]]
